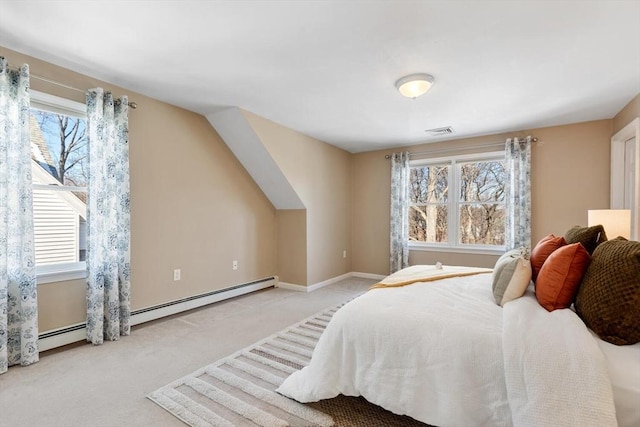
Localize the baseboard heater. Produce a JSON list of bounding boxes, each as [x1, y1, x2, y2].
[[38, 276, 277, 352]]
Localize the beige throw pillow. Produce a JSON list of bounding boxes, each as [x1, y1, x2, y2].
[[493, 248, 532, 306]]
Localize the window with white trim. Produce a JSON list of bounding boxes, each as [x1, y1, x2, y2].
[[408, 152, 506, 253], [30, 91, 88, 283]]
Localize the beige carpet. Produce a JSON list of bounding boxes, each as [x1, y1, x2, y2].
[[148, 301, 429, 427]]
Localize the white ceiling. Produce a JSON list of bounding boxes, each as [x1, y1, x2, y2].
[[1, 1, 639, 153]]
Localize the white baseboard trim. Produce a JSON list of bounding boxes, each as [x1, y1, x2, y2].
[[38, 277, 277, 352], [130, 278, 276, 325], [275, 281, 306, 291], [277, 272, 353, 293], [37, 271, 386, 352], [352, 272, 386, 280], [307, 272, 353, 292], [38, 324, 86, 352], [276, 271, 385, 292]]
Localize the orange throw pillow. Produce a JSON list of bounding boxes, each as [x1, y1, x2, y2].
[[535, 243, 591, 311], [530, 234, 567, 282]]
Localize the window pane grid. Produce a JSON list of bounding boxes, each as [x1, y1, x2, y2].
[[409, 204, 448, 243], [408, 155, 506, 248], [409, 164, 449, 204], [458, 203, 505, 246], [30, 99, 88, 269]]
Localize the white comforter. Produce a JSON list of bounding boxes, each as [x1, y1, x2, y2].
[[276, 273, 618, 427]]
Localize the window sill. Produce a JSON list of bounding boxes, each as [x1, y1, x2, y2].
[[37, 262, 86, 285], [409, 244, 505, 256]]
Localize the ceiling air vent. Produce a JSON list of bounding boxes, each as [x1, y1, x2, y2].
[[425, 126, 454, 136]]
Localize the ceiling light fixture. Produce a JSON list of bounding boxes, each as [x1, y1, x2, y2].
[[395, 73, 434, 98]]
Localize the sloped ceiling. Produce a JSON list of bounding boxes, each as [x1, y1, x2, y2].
[[206, 108, 304, 210]]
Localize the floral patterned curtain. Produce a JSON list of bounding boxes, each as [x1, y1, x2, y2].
[[0, 57, 39, 374], [505, 136, 532, 250], [390, 151, 410, 273], [86, 88, 130, 345]]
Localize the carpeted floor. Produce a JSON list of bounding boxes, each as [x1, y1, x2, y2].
[[148, 301, 429, 427], [1, 277, 430, 426]]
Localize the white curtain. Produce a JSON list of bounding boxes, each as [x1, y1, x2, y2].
[[505, 136, 532, 250], [0, 57, 39, 374], [389, 152, 410, 273], [86, 88, 131, 345]]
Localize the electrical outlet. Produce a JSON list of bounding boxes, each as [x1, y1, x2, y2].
[[232, 260, 238, 270], [343, 250, 347, 259], [173, 269, 181, 281]]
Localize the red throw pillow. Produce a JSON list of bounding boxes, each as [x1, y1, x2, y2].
[[535, 243, 591, 311], [530, 234, 567, 282]]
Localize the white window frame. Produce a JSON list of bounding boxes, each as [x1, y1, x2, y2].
[[408, 151, 506, 255], [30, 90, 88, 285]]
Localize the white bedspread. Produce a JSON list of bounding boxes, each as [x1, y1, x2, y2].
[[277, 273, 619, 427], [503, 290, 617, 427]]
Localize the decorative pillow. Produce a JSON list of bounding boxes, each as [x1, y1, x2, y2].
[[535, 243, 590, 311], [492, 248, 532, 306], [575, 237, 640, 345], [564, 225, 607, 255], [530, 234, 567, 282]]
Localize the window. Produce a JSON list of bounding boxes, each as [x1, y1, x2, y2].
[[30, 91, 88, 283], [408, 152, 506, 253]]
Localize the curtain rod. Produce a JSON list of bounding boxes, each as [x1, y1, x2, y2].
[[5, 65, 138, 109], [32, 73, 138, 109], [384, 137, 538, 159]]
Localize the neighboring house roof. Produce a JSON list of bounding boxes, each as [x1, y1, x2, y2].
[[30, 115, 86, 219], [29, 114, 60, 181], [31, 159, 86, 220]]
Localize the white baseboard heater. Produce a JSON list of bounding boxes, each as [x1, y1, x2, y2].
[[38, 276, 277, 352]]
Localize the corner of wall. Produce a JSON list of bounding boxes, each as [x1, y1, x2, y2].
[[277, 209, 308, 285], [613, 93, 640, 134]]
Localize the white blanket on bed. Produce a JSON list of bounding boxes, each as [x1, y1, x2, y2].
[[276, 274, 618, 427], [503, 291, 617, 427]]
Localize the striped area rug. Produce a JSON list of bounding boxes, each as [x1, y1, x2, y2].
[[148, 303, 344, 427]]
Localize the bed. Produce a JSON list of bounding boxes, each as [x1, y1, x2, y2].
[[276, 264, 640, 427]]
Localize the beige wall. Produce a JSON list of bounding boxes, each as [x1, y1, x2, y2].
[[2, 44, 634, 332], [243, 111, 352, 285], [351, 150, 392, 275], [530, 120, 612, 238], [277, 210, 307, 284], [613, 93, 640, 134], [352, 120, 613, 275], [1, 47, 278, 332]]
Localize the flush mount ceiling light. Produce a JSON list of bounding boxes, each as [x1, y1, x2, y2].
[[395, 73, 435, 98]]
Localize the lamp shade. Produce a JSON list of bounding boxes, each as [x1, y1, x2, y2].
[[396, 73, 434, 98], [588, 209, 631, 239]]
